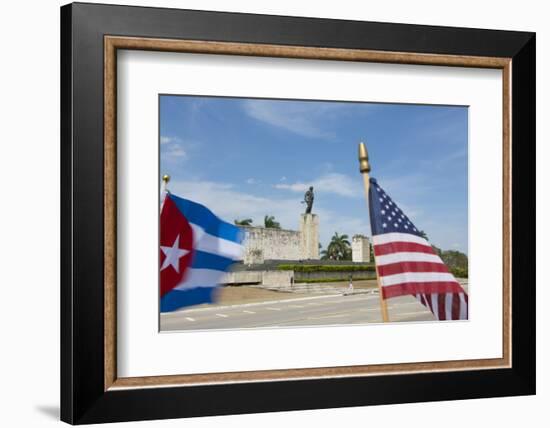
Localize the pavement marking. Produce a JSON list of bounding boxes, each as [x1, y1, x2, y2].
[[308, 313, 347, 320], [216, 313, 229, 318], [388, 302, 424, 309], [392, 311, 433, 317], [242, 310, 256, 314], [266, 307, 281, 311], [164, 293, 378, 314], [184, 317, 195, 322]]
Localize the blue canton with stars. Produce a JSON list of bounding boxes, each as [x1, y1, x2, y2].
[[368, 178, 423, 237]]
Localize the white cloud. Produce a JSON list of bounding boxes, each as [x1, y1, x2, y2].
[[168, 180, 370, 247], [162, 144, 187, 160], [160, 135, 195, 161], [274, 173, 360, 198], [160, 136, 178, 145], [246, 178, 259, 185], [274, 183, 307, 192], [242, 99, 346, 139], [169, 180, 301, 231]]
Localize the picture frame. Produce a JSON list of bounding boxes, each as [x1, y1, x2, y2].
[[60, 2, 535, 424]]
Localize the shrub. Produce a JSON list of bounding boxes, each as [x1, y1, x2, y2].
[[277, 264, 375, 273], [299, 277, 374, 283], [277, 264, 466, 278], [450, 267, 468, 278]]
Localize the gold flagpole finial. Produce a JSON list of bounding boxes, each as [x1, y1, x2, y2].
[[358, 142, 371, 173], [161, 174, 171, 194]]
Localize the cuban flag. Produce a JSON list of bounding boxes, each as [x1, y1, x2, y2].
[[160, 192, 244, 312], [369, 178, 468, 320]]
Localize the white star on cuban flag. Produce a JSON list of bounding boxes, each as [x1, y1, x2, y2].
[[159, 194, 194, 297], [160, 235, 189, 273]]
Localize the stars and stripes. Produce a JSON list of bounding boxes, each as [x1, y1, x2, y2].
[[160, 192, 244, 312], [369, 178, 468, 321]]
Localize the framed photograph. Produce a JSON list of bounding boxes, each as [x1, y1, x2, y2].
[[60, 2, 535, 424]]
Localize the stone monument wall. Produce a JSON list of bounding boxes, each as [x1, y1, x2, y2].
[[242, 226, 302, 265], [352, 234, 371, 263]]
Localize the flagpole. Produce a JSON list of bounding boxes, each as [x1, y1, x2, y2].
[[161, 174, 170, 193], [358, 142, 390, 323]]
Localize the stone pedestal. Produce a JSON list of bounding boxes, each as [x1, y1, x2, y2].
[[299, 213, 319, 260], [352, 234, 371, 263]]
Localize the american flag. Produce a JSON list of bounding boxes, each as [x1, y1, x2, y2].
[[368, 178, 468, 321]]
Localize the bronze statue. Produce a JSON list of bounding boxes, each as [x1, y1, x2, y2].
[[303, 186, 314, 214]]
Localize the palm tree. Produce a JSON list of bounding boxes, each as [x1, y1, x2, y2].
[[323, 232, 351, 260], [264, 215, 281, 229], [419, 230, 428, 240], [234, 218, 253, 226], [320, 249, 331, 260]]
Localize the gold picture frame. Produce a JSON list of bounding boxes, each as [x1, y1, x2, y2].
[[62, 5, 534, 423]]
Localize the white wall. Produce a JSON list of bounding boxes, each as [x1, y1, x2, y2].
[[242, 226, 302, 263], [0, 1, 546, 427]]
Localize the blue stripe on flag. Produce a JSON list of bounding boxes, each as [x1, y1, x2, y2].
[[191, 250, 236, 271], [160, 287, 217, 312], [169, 194, 243, 244], [368, 178, 383, 236]]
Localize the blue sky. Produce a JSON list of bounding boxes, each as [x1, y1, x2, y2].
[[160, 95, 468, 253]]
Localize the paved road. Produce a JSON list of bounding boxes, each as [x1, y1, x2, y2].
[[160, 292, 435, 331]]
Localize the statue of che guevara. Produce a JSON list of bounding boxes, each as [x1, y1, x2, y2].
[[303, 186, 314, 214]]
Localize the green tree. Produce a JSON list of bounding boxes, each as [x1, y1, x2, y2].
[[431, 244, 443, 257], [322, 232, 352, 260], [234, 218, 253, 226], [264, 215, 281, 229], [440, 250, 468, 270]]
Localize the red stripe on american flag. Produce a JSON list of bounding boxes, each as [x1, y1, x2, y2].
[[420, 294, 428, 307], [377, 261, 449, 276], [415, 292, 466, 321], [423, 294, 434, 313], [374, 241, 435, 256], [372, 232, 468, 320], [438, 294, 446, 320], [451, 293, 461, 320], [382, 281, 464, 299]]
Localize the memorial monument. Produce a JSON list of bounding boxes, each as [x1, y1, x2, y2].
[[241, 186, 320, 264], [352, 234, 371, 262], [300, 186, 319, 260]]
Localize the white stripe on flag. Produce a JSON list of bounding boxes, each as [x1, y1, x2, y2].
[[375, 252, 443, 266], [445, 293, 453, 320], [173, 268, 227, 291], [380, 271, 457, 287], [190, 224, 244, 259], [430, 293, 439, 320], [373, 232, 430, 246]]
